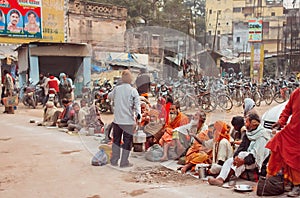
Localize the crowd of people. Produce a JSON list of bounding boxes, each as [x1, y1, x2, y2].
[[2, 67, 299, 197]]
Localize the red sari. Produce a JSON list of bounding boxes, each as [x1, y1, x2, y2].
[[266, 88, 300, 185]]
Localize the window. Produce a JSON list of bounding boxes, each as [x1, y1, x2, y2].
[[218, 23, 220, 26], [209, 9, 212, 14], [218, 10, 221, 15], [236, 37, 240, 43], [233, 7, 242, 12], [271, 12, 275, 16], [226, 22, 229, 25], [208, 31, 212, 35], [134, 34, 141, 39], [217, 30, 221, 35], [152, 35, 159, 40], [87, 20, 92, 28]]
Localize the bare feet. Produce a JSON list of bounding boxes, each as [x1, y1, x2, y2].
[[208, 177, 224, 186], [181, 166, 188, 174], [160, 156, 168, 162]]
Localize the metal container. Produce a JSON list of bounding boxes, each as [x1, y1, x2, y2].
[[198, 167, 207, 179], [133, 130, 147, 143]]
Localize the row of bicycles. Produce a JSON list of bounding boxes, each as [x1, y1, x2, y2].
[[155, 75, 299, 113]]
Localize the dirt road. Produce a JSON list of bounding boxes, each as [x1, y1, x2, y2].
[[0, 102, 283, 198]]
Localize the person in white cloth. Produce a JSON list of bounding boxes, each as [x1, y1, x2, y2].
[[208, 113, 270, 186]]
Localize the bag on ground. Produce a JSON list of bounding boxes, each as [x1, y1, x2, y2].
[[256, 174, 284, 196], [91, 149, 108, 166], [145, 144, 163, 162]]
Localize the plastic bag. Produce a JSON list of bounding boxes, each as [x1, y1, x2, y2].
[[145, 144, 163, 162], [91, 149, 108, 166]]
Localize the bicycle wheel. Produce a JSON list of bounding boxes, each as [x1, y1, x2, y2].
[[273, 92, 285, 104], [264, 89, 273, 105], [217, 94, 233, 111], [198, 93, 217, 113], [253, 92, 261, 107]]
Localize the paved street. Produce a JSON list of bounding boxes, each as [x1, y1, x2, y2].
[[0, 102, 287, 198]]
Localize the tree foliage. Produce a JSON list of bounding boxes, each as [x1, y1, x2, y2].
[[90, 0, 206, 40]]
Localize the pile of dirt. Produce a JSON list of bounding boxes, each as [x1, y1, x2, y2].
[[126, 166, 198, 184]]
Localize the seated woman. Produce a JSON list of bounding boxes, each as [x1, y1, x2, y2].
[[181, 121, 233, 174]]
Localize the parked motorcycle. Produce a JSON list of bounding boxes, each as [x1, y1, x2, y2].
[[35, 84, 45, 105], [22, 81, 37, 109], [95, 87, 114, 113], [82, 81, 93, 106]]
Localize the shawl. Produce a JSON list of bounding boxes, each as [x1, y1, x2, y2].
[[214, 121, 230, 142], [246, 124, 271, 170], [244, 98, 255, 116]]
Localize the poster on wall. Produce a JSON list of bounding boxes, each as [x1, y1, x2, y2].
[[0, 0, 42, 38], [248, 18, 263, 43]]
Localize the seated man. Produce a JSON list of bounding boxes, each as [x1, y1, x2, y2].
[[57, 98, 74, 128], [140, 101, 150, 128], [85, 105, 104, 133], [67, 102, 88, 132], [159, 102, 189, 161], [208, 113, 270, 186], [181, 121, 233, 174], [172, 110, 208, 159], [41, 101, 61, 126], [230, 116, 246, 150]]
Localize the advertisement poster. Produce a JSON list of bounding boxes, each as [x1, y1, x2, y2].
[[248, 18, 263, 42], [0, 0, 42, 38]]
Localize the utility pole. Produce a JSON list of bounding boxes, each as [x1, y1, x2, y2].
[[289, 14, 293, 74], [276, 19, 280, 78]]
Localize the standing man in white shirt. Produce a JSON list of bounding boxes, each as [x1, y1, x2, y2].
[[108, 70, 141, 168]]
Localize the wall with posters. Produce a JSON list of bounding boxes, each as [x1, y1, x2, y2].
[[0, 0, 42, 38], [0, 0, 65, 44]]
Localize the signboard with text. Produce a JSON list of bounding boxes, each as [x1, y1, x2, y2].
[[0, 0, 42, 38], [248, 18, 263, 42]]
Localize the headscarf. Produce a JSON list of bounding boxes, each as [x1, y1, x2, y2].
[[214, 121, 230, 142], [244, 98, 255, 116]]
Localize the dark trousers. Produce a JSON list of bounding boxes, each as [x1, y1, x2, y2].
[[111, 123, 134, 166]]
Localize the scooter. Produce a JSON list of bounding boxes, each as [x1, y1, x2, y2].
[[47, 88, 59, 107]]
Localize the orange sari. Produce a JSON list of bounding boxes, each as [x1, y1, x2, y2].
[[159, 112, 189, 145], [185, 130, 212, 165]]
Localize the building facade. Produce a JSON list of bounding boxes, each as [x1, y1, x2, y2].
[[67, 0, 127, 58], [206, 0, 286, 55]]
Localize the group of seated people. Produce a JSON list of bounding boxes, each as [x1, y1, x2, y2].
[[140, 96, 271, 187], [40, 96, 104, 133]]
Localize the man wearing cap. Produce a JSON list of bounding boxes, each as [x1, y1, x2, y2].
[[59, 73, 74, 103], [108, 70, 141, 168], [208, 113, 270, 186], [42, 101, 61, 126]]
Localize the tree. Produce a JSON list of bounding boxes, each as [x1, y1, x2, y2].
[[91, 0, 206, 45]]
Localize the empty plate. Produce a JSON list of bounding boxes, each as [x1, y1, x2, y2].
[[234, 184, 253, 192]]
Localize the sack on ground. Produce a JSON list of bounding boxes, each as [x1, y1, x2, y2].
[[91, 149, 108, 166], [145, 144, 163, 162], [256, 174, 284, 196]]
